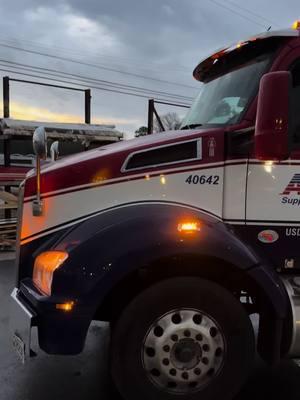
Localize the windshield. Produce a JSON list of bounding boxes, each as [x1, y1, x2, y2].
[[181, 56, 271, 128]]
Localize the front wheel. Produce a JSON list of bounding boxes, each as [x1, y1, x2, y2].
[[110, 277, 255, 400]]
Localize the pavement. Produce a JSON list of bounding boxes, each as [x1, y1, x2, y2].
[[1, 255, 300, 400]]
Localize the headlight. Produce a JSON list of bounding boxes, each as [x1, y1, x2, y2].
[[33, 251, 68, 296]]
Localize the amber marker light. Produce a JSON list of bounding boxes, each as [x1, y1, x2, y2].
[[56, 301, 75, 312], [177, 221, 201, 234], [292, 20, 300, 30], [33, 251, 69, 296]]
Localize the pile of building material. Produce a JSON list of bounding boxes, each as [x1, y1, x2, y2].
[[0, 118, 124, 250], [0, 118, 123, 144]]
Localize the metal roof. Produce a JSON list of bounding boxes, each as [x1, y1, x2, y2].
[[0, 118, 123, 142]]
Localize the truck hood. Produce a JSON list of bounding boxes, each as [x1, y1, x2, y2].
[[24, 127, 225, 199]]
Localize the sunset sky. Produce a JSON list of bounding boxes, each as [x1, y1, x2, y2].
[[0, 0, 298, 137]]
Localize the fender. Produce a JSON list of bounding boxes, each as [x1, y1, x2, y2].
[[49, 202, 287, 319]]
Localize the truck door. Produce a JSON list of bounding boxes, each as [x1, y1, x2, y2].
[[245, 54, 300, 270]]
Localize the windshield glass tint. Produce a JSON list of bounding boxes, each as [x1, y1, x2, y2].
[[182, 56, 270, 127]]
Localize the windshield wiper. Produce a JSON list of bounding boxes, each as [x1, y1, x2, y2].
[[181, 123, 203, 130]]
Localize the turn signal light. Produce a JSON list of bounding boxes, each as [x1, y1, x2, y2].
[[33, 251, 68, 296], [56, 301, 75, 311], [177, 221, 201, 233]]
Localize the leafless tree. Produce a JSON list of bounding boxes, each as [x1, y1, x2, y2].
[[154, 112, 181, 132]]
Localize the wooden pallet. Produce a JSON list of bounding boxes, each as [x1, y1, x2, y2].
[[0, 218, 17, 250]]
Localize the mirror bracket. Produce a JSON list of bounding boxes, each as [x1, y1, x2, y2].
[[32, 198, 44, 217], [32, 127, 47, 217]]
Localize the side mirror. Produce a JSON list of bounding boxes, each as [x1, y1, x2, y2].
[[32, 126, 47, 216], [255, 71, 292, 161], [50, 141, 59, 161], [33, 126, 47, 159]]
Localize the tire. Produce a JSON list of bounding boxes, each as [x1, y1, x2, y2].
[[110, 277, 255, 400]]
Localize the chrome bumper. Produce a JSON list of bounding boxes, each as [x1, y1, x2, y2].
[[10, 288, 36, 363]]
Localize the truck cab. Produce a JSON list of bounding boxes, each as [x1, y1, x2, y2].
[[11, 23, 300, 400]]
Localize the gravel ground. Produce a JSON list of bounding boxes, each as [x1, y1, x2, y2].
[[1, 255, 300, 400]]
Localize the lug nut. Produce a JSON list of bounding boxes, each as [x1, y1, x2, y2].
[[210, 327, 217, 338], [171, 334, 178, 342], [146, 347, 155, 357], [202, 344, 210, 352], [182, 372, 189, 380], [215, 347, 222, 357], [193, 314, 202, 325], [151, 368, 160, 377], [196, 333, 203, 341], [172, 313, 182, 324], [154, 326, 164, 337]]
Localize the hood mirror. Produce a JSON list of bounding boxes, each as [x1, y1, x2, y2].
[[32, 126, 47, 217], [33, 126, 47, 159], [50, 141, 59, 161]]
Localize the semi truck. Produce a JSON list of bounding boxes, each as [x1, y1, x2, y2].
[[10, 22, 300, 400]]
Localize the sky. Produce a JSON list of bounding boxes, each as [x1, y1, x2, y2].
[[0, 0, 298, 138]]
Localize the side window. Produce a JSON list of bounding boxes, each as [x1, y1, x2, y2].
[[290, 61, 300, 143]]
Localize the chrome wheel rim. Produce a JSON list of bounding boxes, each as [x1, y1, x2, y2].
[[142, 308, 225, 394]]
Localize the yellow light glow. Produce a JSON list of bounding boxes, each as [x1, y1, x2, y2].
[[264, 160, 274, 173], [236, 41, 243, 49], [56, 301, 75, 312], [160, 175, 166, 185], [292, 20, 300, 30], [91, 168, 110, 183], [177, 221, 201, 233], [33, 251, 69, 296], [145, 174, 150, 181]]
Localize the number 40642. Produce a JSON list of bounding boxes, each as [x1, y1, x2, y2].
[[185, 175, 220, 185]]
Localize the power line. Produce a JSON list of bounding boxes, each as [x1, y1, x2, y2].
[[0, 59, 194, 101], [0, 35, 192, 76], [225, 0, 278, 27], [0, 42, 198, 90], [0, 67, 192, 106], [206, 0, 267, 29]]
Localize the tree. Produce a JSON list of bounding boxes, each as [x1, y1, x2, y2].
[[154, 112, 181, 133], [135, 126, 148, 137]]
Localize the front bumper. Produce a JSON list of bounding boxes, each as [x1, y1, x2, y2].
[[10, 282, 92, 358], [10, 288, 36, 363]]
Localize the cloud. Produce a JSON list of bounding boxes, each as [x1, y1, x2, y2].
[[0, 0, 298, 139], [162, 4, 175, 17], [23, 5, 120, 53]]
